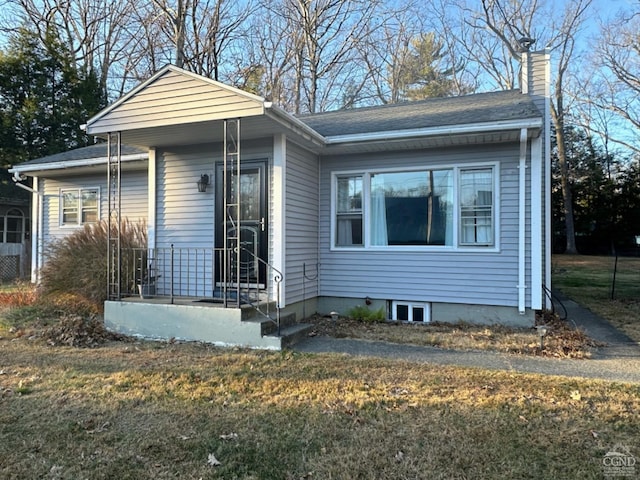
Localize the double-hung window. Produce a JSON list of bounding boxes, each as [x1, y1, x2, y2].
[[336, 175, 363, 246], [60, 188, 100, 226], [333, 165, 496, 249], [460, 168, 494, 245]]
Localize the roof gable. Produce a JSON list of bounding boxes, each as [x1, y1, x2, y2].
[[85, 65, 266, 135]]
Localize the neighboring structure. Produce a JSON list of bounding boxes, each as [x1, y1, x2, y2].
[[0, 196, 30, 281], [10, 50, 551, 349]]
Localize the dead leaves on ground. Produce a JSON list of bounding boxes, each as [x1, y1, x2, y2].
[[307, 312, 599, 358]]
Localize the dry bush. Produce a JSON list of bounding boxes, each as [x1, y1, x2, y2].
[[0, 285, 37, 307], [39, 219, 146, 309]]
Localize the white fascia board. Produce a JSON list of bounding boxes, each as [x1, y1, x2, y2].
[[265, 104, 326, 147], [9, 153, 148, 175], [324, 118, 543, 145]]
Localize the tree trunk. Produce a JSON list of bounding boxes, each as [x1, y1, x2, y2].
[[553, 107, 579, 254]]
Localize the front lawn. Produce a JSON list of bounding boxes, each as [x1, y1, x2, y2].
[[0, 331, 638, 479], [553, 254, 640, 343]]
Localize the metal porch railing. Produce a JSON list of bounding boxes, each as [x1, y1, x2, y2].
[[119, 246, 283, 334]]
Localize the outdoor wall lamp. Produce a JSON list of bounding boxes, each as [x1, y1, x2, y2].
[[197, 174, 209, 193]]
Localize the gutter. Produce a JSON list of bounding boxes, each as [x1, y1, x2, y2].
[[8, 153, 148, 175], [324, 118, 543, 145], [518, 128, 528, 314], [264, 103, 327, 148]]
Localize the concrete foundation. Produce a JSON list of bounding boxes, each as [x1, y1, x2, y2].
[[316, 296, 535, 328]]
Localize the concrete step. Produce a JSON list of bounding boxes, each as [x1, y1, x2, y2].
[[258, 312, 297, 336], [265, 323, 314, 349]]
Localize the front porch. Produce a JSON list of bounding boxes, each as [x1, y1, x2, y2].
[[105, 246, 312, 350], [104, 298, 310, 350]]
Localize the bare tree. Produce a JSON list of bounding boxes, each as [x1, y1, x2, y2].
[[583, 8, 640, 155], [3, 0, 141, 100], [458, 0, 594, 254], [242, 2, 301, 109], [356, 5, 422, 105], [149, 0, 253, 79], [265, 0, 382, 114]]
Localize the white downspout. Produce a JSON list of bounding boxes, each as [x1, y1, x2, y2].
[[11, 173, 43, 284], [37, 180, 43, 284], [518, 128, 528, 314], [543, 49, 552, 309]]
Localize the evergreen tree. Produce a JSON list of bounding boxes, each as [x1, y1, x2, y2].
[[552, 126, 622, 253], [397, 33, 466, 101], [0, 27, 105, 166], [0, 26, 105, 198]]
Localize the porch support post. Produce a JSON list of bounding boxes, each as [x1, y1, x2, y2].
[[147, 148, 157, 252], [273, 134, 286, 306], [107, 132, 122, 300], [531, 136, 543, 310]]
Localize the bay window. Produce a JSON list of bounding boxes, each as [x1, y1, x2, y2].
[[333, 164, 496, 249]]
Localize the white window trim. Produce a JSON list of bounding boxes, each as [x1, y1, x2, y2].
[[457, 164, 499, 248], [59, 187, 101, 227], [392, 300, 431, 323], [331, 162, 500, 252]]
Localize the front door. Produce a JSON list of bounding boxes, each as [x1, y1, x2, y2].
[[215, 161, 268, 286]]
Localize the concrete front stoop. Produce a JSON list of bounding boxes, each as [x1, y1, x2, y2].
[[104, 300, 313, 350]]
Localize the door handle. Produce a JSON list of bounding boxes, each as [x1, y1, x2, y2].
[[260, 217, 265, 232]]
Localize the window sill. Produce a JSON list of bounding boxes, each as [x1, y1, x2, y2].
[[330, 245, 500, 253]]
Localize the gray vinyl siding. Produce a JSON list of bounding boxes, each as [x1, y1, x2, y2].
[[284, 141, 319, 305], [318, 143, 534, 309], [155, 140, 272, 296], [156, 145, 216, 249], [89, 70, 264, 133], [42, 169, 148, 245], [155, 139, 272, 249]]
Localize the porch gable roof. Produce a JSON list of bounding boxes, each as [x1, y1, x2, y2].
[[84, 65, 267, 136]]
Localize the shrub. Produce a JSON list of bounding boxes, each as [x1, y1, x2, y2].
[[39, 219, 146, 309], [347, 305, 386, 323], [0, 284, 37, 308]]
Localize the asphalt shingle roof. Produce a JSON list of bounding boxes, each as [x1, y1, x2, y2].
[[16, 90, 540, 169], [17, 143, 147, 167], [297, 90, 541, 137]]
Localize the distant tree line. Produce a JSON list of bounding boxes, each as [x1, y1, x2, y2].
[[553, 127, 640, 253]]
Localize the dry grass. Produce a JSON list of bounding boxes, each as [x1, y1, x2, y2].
[[553, 254, 640, 343], [0, 332, 638, 480], [307, 313, 598, 359]]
